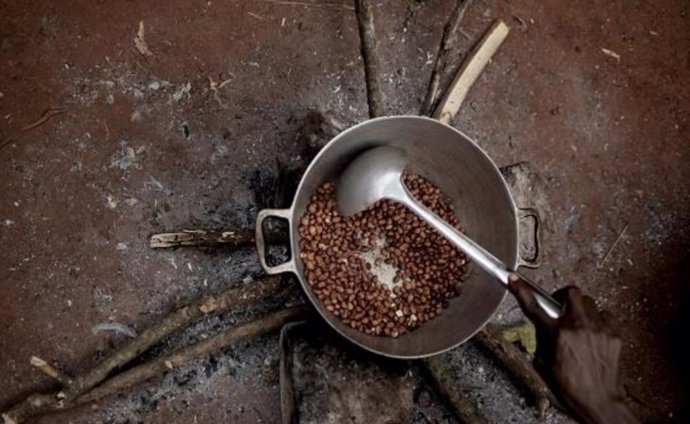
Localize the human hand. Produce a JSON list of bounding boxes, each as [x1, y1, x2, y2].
[[508, 275, 638, 424]]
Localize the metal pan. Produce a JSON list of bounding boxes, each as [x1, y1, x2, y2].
[[256, 116, 524, 358]]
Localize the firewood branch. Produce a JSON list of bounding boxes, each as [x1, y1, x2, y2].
[[420, 0, 474, 116], [1, 275, 289, 424], [150, 228, 286, 249], [29, 357, 72, 388], [433, 20, 510, 125], [474, 324, 561, 416], [355, 0, 384, 118], [72, 306, 309, 408], [421, 356, 488, 424]]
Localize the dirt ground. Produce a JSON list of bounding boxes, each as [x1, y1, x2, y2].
[[1, 0, 689, 423]]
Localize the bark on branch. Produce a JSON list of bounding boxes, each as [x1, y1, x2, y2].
[[421, 356, 488, 424], [2, 276, 289, 424], [355, 0, 384, 118], [474, 324, 560, 416], [420, 0, 474, 116], [73, 306, 309, 407], [150, 228, 286, 249]]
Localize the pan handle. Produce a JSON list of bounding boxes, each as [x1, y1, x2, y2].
[[517, 207, 542, 269], [256, 208, 296, 275]]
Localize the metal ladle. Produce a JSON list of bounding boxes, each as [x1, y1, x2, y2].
[[337, 146, 561, 319]]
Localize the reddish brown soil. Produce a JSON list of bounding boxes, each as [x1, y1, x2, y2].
[[1, 1, 688, 423]]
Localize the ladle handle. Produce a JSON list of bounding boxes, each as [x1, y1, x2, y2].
[[399, 191, 562, 319]]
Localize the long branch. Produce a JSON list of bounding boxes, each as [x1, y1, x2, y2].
[[420, 0, 474, 116], [474, 324, 560, 416], [421, 356, 488, 424], [433, 20, 509, 125], [73, 306, 309, 407], [150, 228, 286, 248], [355, 0, 384, 118], [1, 276, 287, 424]]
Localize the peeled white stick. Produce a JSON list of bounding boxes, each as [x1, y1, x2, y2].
[[434, 20, 510, 125]]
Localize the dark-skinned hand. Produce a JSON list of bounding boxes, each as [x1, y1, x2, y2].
[[508, 275, 639, 424]]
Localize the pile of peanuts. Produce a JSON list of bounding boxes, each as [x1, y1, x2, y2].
[[297, 173, 467, 337]]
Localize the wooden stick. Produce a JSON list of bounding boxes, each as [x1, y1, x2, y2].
[[29, 357, 72, 388], [21, 108, 65, 132], [278, 321, 309, 424], [150, 228, 286, 249], [355, 0, 384, 118], [259, 0, 354, 10], [2, 307, 308, 423], [434, 20, 510, 125], [596, 223, 628, 268], [1, 276, 288, 424], [473, 324, 559, 417], [72, 306, 309, 407], [421, 356, 488, 424], [420, 0, 474, 116], [0, 138, 13, 153]]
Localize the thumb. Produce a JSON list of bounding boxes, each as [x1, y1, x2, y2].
[[508, 274, 556, 331]]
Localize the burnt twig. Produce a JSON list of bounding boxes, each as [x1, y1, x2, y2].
[[1, 276, 288, 424], [4, 307, 308, 422], [355, 0, 384, 118], [279, 321, 309, 424], [150, 228, 286, 249], [0, 138, 13, 153], [421, 356, 488, 424], [72, 306, 309, 408], [474, 324, 560, 417], [420, 0, 474, 116], [21, 108, 65, 132], [29, 357, 72, 388], [259, 0, 354, 10]]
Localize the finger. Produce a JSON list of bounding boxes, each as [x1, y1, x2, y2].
[[551, 285, 577, 303], [508, 274, 556, 331], [552, 286, 587, 324]]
